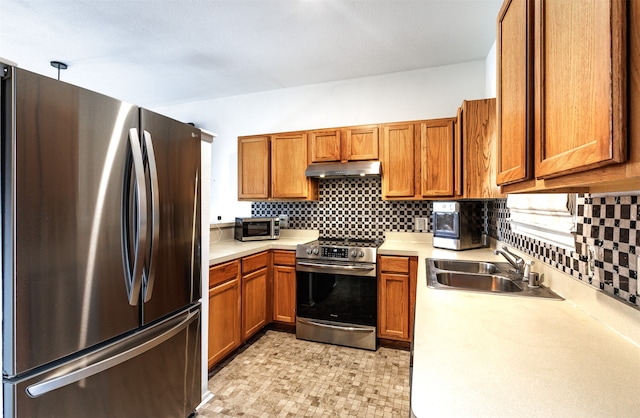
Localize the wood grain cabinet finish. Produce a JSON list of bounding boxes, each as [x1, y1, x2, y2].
[[498, 0, 632, 193], [420, 118, 456, 198], [377, 255, 417, 342], [460, 98, 504, 199], [238, 133, 318, 201], [271, 132, 318, 199], [241, 252, 269, 341], [208, 260, 241, 368], [496, 0, 533, 186], [381, 123, 417, 199], [237, 136, 270, 199], [534, 0, 626, 179], [272, 250, 296, 324], [309, 125, 379, 163]]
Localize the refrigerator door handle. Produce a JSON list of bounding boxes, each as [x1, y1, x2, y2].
[[25, 309, 199, 398], [123, 127, 148, 306], [142, 130, 160, 302]]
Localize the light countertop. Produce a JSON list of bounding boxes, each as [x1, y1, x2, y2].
[[380, 233, 640, 417], [209, 230, 640, 417]]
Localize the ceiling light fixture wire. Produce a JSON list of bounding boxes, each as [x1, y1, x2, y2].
[[50, 60, 67, 80]]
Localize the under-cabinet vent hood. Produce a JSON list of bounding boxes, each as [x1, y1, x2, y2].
[[305, 161, 381, 178]]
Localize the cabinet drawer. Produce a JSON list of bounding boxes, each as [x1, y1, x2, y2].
[[209, 259, 240, 288], [272, 250, 296, 266], [379, 256, 409, 273], [242, 251, 269, 274]]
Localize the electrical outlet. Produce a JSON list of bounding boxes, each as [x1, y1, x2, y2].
[[414, 217, 427, 232], [587, 245, 596, 279]]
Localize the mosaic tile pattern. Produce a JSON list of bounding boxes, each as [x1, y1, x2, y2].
[[253, 180, 640, 309], [252, 177, 432, 240], [199, 330, 410, 417], [487, 194, 640, 308]]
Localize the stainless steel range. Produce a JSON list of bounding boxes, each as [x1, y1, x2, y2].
[[295, 237, 383, 350]]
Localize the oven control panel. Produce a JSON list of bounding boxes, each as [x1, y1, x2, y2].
[[322, 247, 349, 258]]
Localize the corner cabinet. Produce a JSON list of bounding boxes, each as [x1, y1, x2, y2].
[[237, 133, 318, 201], [460, 98, 503, 199], [497, 0, 633, 193], [377, 255, 418, 343]]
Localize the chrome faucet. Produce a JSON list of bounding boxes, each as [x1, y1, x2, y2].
[[494, 246, 525, 276]]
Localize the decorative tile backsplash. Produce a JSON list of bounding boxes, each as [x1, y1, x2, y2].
[[252, 177, 432, 240], [253, 179, 639, 309], [488, 194, 639, 309]]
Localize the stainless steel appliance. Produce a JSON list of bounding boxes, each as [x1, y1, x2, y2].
[[295, 237, 381, 351], [1, 65, 202, 417], [234, 217, 280, 241], [432, 201, 484, 250]]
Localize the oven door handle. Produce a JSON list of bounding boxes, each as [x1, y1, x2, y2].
[[296, 261, 375, 271], [297, 318, 374, 333]]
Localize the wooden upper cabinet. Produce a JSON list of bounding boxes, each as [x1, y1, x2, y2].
[[343, 125, 379, 161], [420, 119, 455, 198], [309, 125, 379, 163], [271, 132, 313, 198], [238, 135, 270, 199], [381, 123, 417, 198], [310, 129, 341, 162], [462, 99, 504, 199], [497, 0, 630, 193], [496, 0, 533, 186], [534, 0, 626, 179]]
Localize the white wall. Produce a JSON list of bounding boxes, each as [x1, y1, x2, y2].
[[153, 60, 489, 223], [485, 41, 497, 97]]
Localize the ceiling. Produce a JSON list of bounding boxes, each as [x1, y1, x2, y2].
[[1, 0, 502, 107]]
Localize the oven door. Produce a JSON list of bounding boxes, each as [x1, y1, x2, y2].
[[295, 262, 377, 327]]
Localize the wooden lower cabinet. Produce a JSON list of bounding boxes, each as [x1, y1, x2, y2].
[[208, 260, 241, 368], [241, 266, 268, 341], [272, 250, 296, 324], [378, 255, 418, 343], [241, 252, 269, 341]]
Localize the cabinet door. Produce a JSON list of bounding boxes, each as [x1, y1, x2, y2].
[[378, 272, 410, 340], [463, 99, 503, 198], [420, 119, 455, 197], [382, 123, 417, 198], [273, 265, 296, 324], [496, 0, 533, 186], [208, 278, 241, 368], [310, 129, 341, 162], [241, 267, 268, 341], [534, 0, 626, 178], [271, 132, 312, 198], [344, 125, 379, 161], [238, 136, 270, 199]]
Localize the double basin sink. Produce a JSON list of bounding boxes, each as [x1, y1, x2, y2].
[[427, 259, 562, 299]]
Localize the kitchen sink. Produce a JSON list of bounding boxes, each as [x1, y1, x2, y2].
[[426, 258, 563, 299], [432, 259, 500, 274], [434, 272, 522, 292]]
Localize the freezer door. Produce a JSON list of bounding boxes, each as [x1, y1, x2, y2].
[[2, 68, 141, 376], [140, 109, 201, 325], [3, 306, 201, 418]]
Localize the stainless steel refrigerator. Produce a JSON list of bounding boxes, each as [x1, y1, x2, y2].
[[1, 65, 202, 417]]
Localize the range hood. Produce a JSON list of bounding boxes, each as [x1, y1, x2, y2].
[[305, 161, 381, 178]]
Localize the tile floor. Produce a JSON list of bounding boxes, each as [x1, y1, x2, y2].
[[198, 330, 411, 417]]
